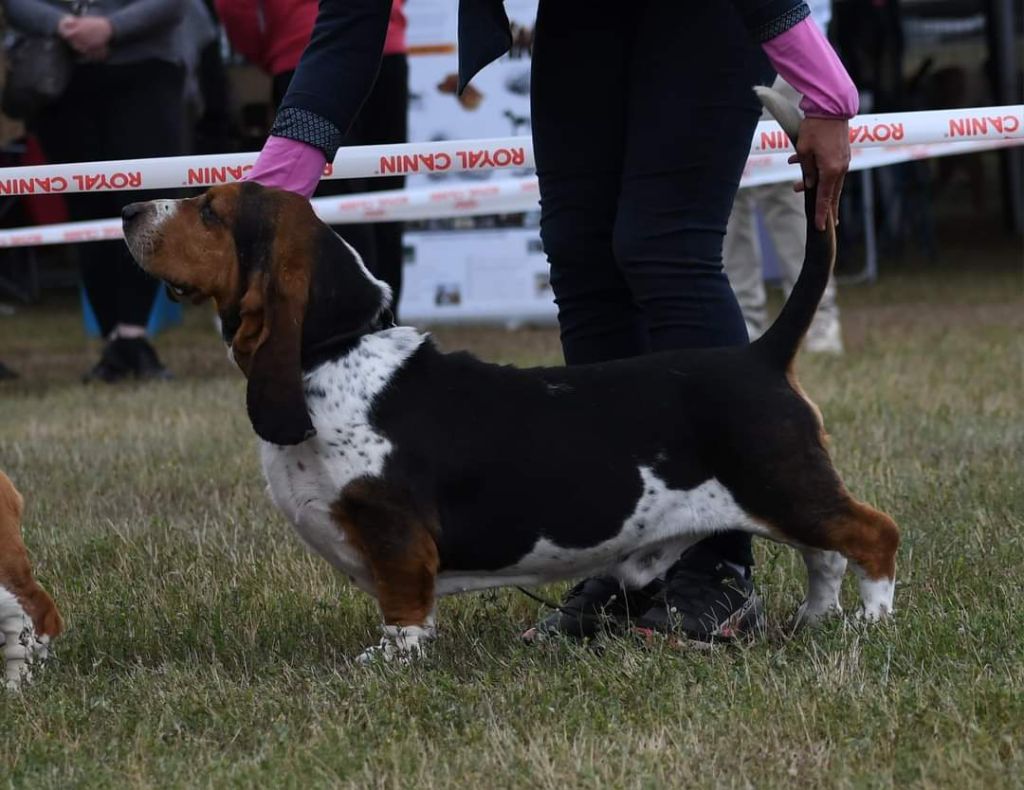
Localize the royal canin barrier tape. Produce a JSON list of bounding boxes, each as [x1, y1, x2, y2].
[[0, 105, 1019, 197], [0, 137, 1017, 250]]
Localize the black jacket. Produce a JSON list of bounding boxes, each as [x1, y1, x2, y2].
[[271, 0, 809, 158]]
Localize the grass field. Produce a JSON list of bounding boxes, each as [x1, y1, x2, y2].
[[1, 255, 1022, 788]]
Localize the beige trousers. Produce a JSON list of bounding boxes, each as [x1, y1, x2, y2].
[[722, 79, 840, 338]]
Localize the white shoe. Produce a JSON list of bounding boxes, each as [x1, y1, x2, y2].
[[804, 315, 844, 354]]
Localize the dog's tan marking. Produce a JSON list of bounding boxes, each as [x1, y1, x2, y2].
[[331, 478, 439, 628], [826, 500, 900, 581], [0, 472, 62, 638]]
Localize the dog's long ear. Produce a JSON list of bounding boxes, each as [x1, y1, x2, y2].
[[234, 185, 316, 446]]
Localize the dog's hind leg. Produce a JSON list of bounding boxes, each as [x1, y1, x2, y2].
[[820, 501, 899, 621], [331, 477, 439, 663], [793, 547, 847, 629]]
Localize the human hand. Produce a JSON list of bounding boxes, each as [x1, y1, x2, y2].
[[58, 16, 113, 59], [788, 116, 850, 231]]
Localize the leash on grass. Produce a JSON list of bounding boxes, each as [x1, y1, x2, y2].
[[515, 586, 576, 616]]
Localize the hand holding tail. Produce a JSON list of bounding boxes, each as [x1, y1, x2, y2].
[[790, 118, 849, 231], [754, 85, 850, 231]]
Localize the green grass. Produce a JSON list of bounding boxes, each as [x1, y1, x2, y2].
[[1, 262, 1022, 788]]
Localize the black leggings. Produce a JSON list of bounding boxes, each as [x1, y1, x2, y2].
[[275, 54, 409, 314], [33, 60, 185, 337], [532, 0, 773, 566]]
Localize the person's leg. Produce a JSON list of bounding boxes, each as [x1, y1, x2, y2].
[[721, 188, 769, 339], [101, 60, 185, 333], [614, 4, 766, 354], [353, 54, 409, 314], [31, 67, 120, 337], [522, 0, 662, 641], [531, 0, 647, 365], [616, 0, 772, 573], [73, 60, 186, 381]]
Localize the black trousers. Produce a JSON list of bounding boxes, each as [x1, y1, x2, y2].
[[275, 54, 409, 314], [532, 0, 773, 566], [33, 60, 185, 337]]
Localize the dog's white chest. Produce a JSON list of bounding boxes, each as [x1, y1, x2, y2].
[[261, 328, 425, 588]]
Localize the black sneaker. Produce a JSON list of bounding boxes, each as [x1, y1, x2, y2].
[[521, 575, 662, 642], [0, 361, 17, 380], [82, 338, 135, 383], [122, 337, 173, 381], [83, 337, 172, 383], [634, 544, 764, 643]]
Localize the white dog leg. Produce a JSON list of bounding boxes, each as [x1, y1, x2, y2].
[[852, 563, 895, 621], [356, 623, 435, 665], [793, 548, 847, 629], [0, 587, 50, 691]]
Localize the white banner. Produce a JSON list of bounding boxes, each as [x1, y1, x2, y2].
[[0, 137, 1017, 250], [0, 106, 1018, 197]]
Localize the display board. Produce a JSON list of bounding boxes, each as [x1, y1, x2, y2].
[[398, 0, 553, 324]]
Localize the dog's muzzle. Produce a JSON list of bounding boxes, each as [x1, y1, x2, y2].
[[122, 202, 146, 224], [122, 201, 157, 267]]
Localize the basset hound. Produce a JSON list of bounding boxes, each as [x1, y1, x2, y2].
[[122, 91, 898, 662], [0, 471, 63, 689]]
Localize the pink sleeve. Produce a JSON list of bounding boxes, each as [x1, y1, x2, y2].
[[246, 135, 327, 199], [762, 16, 858, 119]]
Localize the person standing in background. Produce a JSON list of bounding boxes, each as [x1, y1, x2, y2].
[[722, 0, 845, 354], [2, 0, 186, 382], [216, 0, 409, 315]]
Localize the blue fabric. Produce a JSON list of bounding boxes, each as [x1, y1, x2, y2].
[[81, 284, 182, 338]]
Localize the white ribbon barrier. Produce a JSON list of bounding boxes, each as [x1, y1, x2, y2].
[[741, 136, 1022, 187], [0, 136, 1019, 250], [0, 178, 542, 248], [0, 104, 1019, 197]]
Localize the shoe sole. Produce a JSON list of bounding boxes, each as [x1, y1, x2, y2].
[[631, 593, 766, 647]]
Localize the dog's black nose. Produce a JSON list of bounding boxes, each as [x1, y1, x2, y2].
[[122, 203, 145, 223]]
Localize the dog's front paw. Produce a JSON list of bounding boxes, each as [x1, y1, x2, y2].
[[355, 625, 433, 665], [855, 576, 895, 623], [2, 617, 48, 691], [855, 603, 894, 623], [790, 601, 843, 631]]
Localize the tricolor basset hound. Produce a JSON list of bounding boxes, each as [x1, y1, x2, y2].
[[0, 471, 63, 689], [122, 91, 898, 662]]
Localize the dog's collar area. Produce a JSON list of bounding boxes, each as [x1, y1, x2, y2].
[[301, 308, 397, 371]]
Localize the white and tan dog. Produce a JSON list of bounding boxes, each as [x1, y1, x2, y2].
[[0, 471, 62, 689]]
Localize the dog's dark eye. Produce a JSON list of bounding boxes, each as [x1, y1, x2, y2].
[[200, 202, 217, 225]]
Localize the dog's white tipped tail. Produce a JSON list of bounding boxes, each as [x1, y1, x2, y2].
[[749, 84, 835, 370], [754, 85, 803, 144]]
